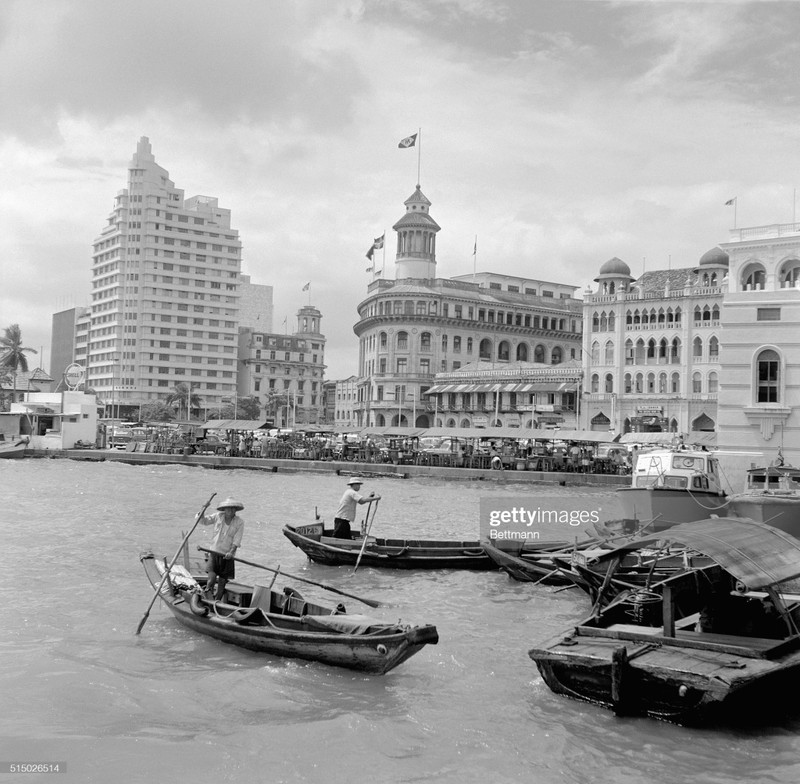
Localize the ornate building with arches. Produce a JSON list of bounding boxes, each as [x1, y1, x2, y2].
[[581, 250, 727, 436], [717, 221, 800, 465], [352, 185, 583, 428]]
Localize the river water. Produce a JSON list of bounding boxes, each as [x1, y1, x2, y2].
[[2, 458, 799, 784]]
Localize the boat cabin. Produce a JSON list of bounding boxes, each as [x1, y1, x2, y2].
[[745, 464, 800, 492], [631, 447, 724, 494]]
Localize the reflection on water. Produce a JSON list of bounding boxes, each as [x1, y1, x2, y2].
[[1, 460, 799, 783]]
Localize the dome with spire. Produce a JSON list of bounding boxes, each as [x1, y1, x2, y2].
[[697, 247, 729, 267]]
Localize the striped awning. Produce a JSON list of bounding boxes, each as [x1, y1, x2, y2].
[[425, 381, 575, 395]]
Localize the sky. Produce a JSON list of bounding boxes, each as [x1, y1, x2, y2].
[[3, 0, 800, 380]]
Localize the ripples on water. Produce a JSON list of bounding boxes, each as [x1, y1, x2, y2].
[[2, 459, 799, 783]]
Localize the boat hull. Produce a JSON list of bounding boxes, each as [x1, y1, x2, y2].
[[617, 487, 728, 529], [0, 443, 27, 459], [482, 540, 585, 586], [728, 495, 800, 537], [283, 524, 496, 570], [141, 554, 438, 673]]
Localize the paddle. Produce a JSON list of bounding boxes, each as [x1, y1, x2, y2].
[[354, 498, 379, 574], [197, 545, 382, 608], [136, 493, 216, 635]]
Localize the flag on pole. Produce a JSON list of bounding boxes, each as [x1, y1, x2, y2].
[[365, 233, 385, 261], [302, 282, 310, 291], [398, 133, 417, 149], [725, 197, 737, 206], [472, 239, 477, 256]]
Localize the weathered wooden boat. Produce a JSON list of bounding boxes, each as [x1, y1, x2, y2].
[[140, 551, 438, 673], [482, 538, 592, 587], [727, 462, 800, 536], [283, 521, 496, 570], [617, 446, 729, 529], [528, 518, 800, 724]]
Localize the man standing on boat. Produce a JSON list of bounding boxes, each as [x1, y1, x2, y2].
[[199, 497, 245, 600], [333, 477, 380, 539]]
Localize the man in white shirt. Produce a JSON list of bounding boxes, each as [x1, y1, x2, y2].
[[199, 497, 245, 599], [333, 478, 380, 539]]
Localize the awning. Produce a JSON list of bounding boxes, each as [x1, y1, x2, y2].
[[201, 419, 272, 431], [598, 518, 800, 591], [425, 381, 576, 395]]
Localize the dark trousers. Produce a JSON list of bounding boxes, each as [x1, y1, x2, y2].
[[333, 518, 353, 539]]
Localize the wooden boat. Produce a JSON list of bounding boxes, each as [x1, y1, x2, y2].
[[140, 551, 438, 673], [728, 462, 800, 536], [0, 435, 29, 459], [528, 518, 800, 724], [617, 446, 729, 529], [482, 538, 591, 587], [283, 521, 495, 570]]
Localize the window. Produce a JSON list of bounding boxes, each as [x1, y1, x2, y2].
[[756, 349, 780, 403], [757, 308, 781, 321]]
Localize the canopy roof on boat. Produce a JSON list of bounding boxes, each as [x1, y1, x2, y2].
[[602, 518, 800, 590]]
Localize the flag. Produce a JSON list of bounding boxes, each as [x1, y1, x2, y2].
[[398, 133, 417, 149], [373, 233, 385, 250], [725, 197, 736, 206], [472, 239, 477, 256], [302, 282, 310, 291], [366, 244, 375, 261]]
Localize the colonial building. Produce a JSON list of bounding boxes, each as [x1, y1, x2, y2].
[[717, 221, 800, 466], [87, 137, 243, 416], [581, 251, 727, 435], [238, 305, 326, 426], [333, 376, 359, 428], [353, 185, 583, 428]]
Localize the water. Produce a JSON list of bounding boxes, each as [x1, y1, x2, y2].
[[2, 459, 799, 783]]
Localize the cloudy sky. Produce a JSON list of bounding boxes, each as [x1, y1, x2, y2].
[[2, 0, 800, 378]]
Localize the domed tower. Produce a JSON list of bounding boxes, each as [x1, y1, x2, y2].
[[296, 305, 322, 337], [392, 185, 441, 280], [594, 257, 634, 295], [694, 247, 729, 287]]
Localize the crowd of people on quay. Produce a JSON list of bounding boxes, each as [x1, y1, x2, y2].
[[98, 420, 633, 475]]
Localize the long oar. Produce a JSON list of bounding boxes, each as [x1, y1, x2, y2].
[[354, 498, 379, 574], [136, 493, 216, 634], [197, 546, 382, 608]]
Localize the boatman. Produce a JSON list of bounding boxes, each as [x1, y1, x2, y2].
[[199, 497, 245, 600], [333, 477, 380, 539]]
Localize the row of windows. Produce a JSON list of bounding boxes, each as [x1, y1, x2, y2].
[[591, 336, 721, 364]]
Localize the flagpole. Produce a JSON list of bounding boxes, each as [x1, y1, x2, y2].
[[382, 229, 386, 277], [472, 235, 477, 283], [417, 127, 422, 186]]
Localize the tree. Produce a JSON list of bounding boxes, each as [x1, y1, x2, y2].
[[140, 401, 176, 422], [264, 391, 290, 427], [237, 396, 262, 420], [165, 383, 203, 421], [0, 324, 37, 406]]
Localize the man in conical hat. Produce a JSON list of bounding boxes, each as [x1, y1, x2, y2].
[[332, 477, 380, 540], [199, 496, 245, 599]]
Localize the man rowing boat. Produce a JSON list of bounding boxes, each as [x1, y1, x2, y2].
[[332, 477, 380, 540], [199, 497, 245, 599]]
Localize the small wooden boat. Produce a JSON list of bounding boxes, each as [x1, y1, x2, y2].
[[528, 518, 800, 724], [482, 539, 590, 587], [140, 551, 438, 673], [0, 435, 29, 459], [283, 521, 496, 570]]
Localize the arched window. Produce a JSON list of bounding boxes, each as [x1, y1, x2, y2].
[[420, 332, 431, 350], [708, 371, 718, 393], [756, 349, 780, 403], [692, 372, 702, 393], [702, 306, 711, 323], [551, 346, 562, 364], [693, 336, 703, 358], [658, 372, 667, 394], [647, 338, 656, 359], [693, 306, 702, 324], [626, 310, 633, 326], [711, 305, 720, 322], [592, 312, 600, 332], [624, 373, 632, 393], [591, 341, 600, 364], [416, 301, 427, 315], [624, 339, 634, 365], [599, 311, 608, 331], [671, 337, 681, 363], [534, 344, 545, 363], [442, 334, 448, 352], [516, 343, 529, 361], [642, 310, 649, 325], [633, 309, 641, 326], [671, 372, 680, 393], [659, 338, 668, 360], [674, 307, 682, 325], [379, 331, 387, 349], [635, 373, 643, 393], [604, 373, 613, 393], [635, 338, 645, 364], [604, 341, 614, 364], [498, 341, 510, 361], [780, 261, 800, 288], [467, 337, 473, 354], [396, 331, 408, 350], [609, 312, 616, 330], [709, 336, 719, 358], [646, 373, 655, 393], [479, 338, 492, 360], [742, 264, 766, 291], [591, 374, 599, 393]]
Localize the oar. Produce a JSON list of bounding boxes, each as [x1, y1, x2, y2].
[[197, 546, 382, 608], [136, 492, 216, 634], [354, 498, 379, 574]]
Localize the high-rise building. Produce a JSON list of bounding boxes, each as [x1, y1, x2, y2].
[[87, 137, 242, 415], [50, 306, 91, 389]]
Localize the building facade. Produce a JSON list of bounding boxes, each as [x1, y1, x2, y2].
[[717, 221, 800, 466], [333, 376, 359, 428], [353, 186, 583, 428], [581, 252, 726, 435], [50, 306, 91, 390], [87, 137, 242, 416], [238, 305, 326, 426]]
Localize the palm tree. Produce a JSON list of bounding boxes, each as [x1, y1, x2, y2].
[[0, 324, 37, 406], [165, 383, 202, 421]]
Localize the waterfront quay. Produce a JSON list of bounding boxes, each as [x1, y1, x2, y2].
[[30, 448, 629, 486]]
